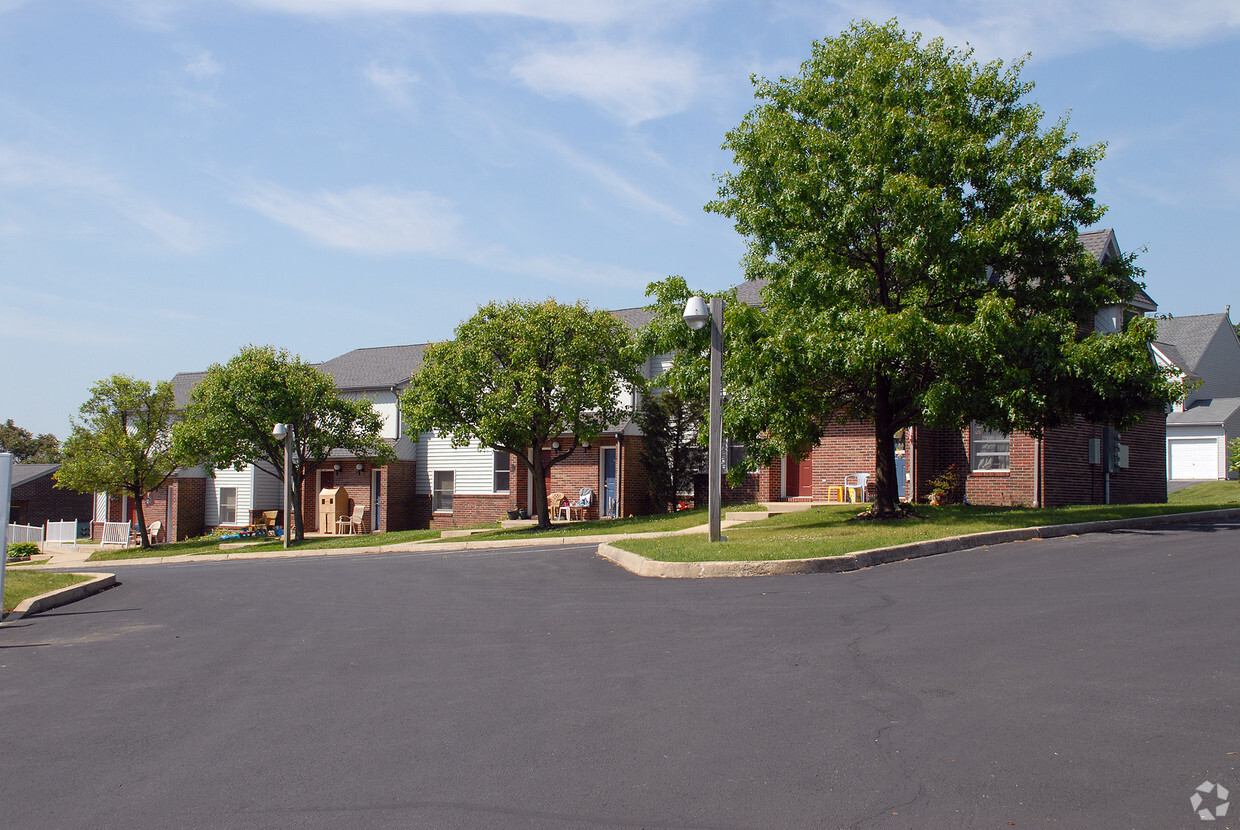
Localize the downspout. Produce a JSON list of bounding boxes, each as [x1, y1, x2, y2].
[[1033, 437, 1041, 509]]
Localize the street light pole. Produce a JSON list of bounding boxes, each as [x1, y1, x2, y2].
[[272, 423, 292, 549], [684, 296, 725, 543], [1, 452, 13, 611]]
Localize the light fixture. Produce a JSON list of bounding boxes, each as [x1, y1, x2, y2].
[[272, 423, 291, 549], [683, 296, 710, 331], [333, 463, 342, 473], [356, 463, 364, 473], [581, 440, 590, 450], [552, 441, 560, 450]]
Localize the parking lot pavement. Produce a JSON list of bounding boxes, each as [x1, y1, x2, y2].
[[2, 525, 1238, 829]]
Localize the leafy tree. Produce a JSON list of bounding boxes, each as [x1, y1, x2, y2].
[[174, 345, 394, 542], [704, 20, 1179, 516], [1229, 437, 1239, 478], [400, 299, 643, 529], [55, 376, 179, 548], [637, 390, 706, 512], [0, 419, 61, 463]]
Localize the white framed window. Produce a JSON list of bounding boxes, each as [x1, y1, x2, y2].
[[219, 487, 238, 525], [970, 424, 1010, 471], [433, 471, 454, 512], [493, 452, 510, 493]]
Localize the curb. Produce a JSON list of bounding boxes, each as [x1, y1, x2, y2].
[[2, 573, 118, 621], [596, 507, 1240, 578]]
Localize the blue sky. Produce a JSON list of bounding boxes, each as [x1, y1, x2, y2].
[[3, 0, 1238, 438]]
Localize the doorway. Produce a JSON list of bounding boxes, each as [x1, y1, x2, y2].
[[601, 446, 618, 517]]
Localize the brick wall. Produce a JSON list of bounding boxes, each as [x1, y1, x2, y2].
[[912, 412, 1167, 507], [168, 477, 206, 541], [9, 472, 93, 529]]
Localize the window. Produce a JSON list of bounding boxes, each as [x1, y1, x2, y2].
[[433, 471, 454, 512], [970, 424, 1010, 471], [219, 487, 237, 525], [493, 452, 510, 493]]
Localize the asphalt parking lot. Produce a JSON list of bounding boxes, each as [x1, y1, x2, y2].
[[2, 523, 1238, 829]]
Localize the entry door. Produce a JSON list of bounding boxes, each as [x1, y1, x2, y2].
[[785, 455, 813, 498], [315, 470, 335, 531], [601, 447, 618, 517]]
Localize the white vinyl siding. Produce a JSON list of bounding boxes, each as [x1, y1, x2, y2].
[[341, 390, 401, 439], [414, 432, 497, 495], [252, 463, 284, 511], [207, 466, 255, 526]]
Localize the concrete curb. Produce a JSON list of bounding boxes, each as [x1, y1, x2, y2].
[[596, 507, 1240, 578], [3, 572, 118, 620]]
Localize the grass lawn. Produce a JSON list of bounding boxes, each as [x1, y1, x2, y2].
[[86, 528, 445, 561], [1169, 479, 1240, 506], [4, 569, 92, 613], [435, 507, 712, 542], [615, 488, 1240, 563]]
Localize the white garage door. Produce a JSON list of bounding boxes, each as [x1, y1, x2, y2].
[[1168, 438, 1219, 479]]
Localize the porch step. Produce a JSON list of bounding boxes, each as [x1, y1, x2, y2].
[[498, 519, 539, 530]]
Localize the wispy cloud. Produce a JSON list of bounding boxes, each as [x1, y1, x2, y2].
[[530, 131, 689, 225], [239, 182, 462, 254], [824, 0, 1240, 62], [362, 62, 419, 110], [184, 49, 222, 79], [235, 0, 634, 26], [511, 40, 702, 124], [0, 145, 206, 252]]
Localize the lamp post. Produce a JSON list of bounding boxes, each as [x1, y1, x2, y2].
[[684, 296, 724, 543], [272, 423, 292, 549], [1, 452, 13, 609]]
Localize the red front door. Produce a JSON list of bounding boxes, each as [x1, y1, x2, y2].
[[786, 455, 813, 498]]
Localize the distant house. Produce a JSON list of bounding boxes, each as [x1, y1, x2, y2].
[[8, 464, 93, 532], [1153, 312, 1240, 480]]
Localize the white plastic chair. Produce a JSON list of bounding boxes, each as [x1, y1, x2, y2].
[[843, 473, 870, 503]]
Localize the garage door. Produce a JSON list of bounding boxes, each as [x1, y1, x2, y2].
[[1168, 438, 1219, 479]]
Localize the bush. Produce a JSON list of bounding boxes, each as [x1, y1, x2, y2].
[[7, 542, 40, 561]]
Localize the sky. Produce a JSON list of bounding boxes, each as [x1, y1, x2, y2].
[[3, 0, 1239, 439]]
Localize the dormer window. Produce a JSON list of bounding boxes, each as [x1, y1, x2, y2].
[[1094, 303, 1123, 334]]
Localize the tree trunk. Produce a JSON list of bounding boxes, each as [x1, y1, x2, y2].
[[872, 373, 900, 516], [133, 490, 151, 549], [531, 450, 551, 529]]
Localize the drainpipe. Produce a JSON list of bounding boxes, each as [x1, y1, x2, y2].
[[1033, 437, 1041, 508]]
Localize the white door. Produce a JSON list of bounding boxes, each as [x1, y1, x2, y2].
[[1168, 438, 1219, 480]]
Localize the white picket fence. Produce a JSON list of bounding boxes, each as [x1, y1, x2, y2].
[[45, 520, 79, 547], [99, 521, 131, 549], [7, 522, 44, 546]]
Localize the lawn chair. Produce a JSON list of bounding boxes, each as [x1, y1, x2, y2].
[[568, 487, 594, 521], [146, 520, 162, 545], [336, 503, 368, 534], [549, 492, 568, 522], [844, 473, 871, 503]]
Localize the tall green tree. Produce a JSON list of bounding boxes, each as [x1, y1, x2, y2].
[[174, 345, 394, 541], [637, 390, 706, 513], [55, 376, 179, 548], [0, 419, 61, 463], [400, 299, 643, 529], [705, 19, 1179, 515]]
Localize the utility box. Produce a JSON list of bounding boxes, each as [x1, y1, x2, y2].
[[318, 486, 349, 534]]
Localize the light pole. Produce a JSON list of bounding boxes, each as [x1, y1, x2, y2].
[[272, 423, 292, 549], [1, 452, 13, 611], [683, 296, 724, 543]]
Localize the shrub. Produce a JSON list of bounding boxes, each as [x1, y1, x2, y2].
[[7, 542, 40, 561]]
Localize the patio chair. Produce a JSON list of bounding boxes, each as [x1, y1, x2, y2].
[[549, 492, 568, 522], [568, 487, 594, 521], [337, 503, 368, 534], [843, 473, 871, 503], [146, 520, 162, 545]]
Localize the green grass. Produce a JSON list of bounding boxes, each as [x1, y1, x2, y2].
[[615, 497, 1240, 563], [436, 507, 712, 542], [236, 528, 443, 553], [4, 569, 92, 613], [86, 527, 446, 561], [1168, 479, 1240, 506]]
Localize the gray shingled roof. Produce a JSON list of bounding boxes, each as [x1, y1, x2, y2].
[[1167, 396, 1240, 426], [172, 371, 205, 408], [1077, 228, 1156, 311], [316, 343, 428, 391], [11, 463, 60, 488], [611, 306, 654, 331], [1156, 314, 1232, 374]]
